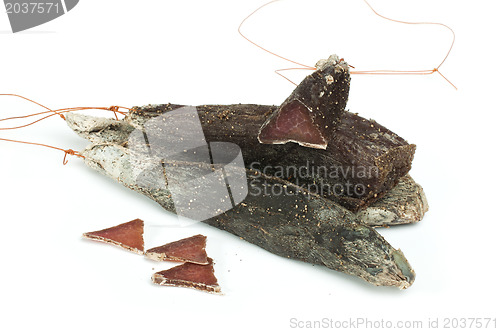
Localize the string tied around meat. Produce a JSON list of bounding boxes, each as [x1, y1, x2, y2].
[[0, 94, 132, 164]]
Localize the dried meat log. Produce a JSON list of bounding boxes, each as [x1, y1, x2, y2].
[[67, 105, 415, 212], [74, 142, 415, 289], [129, 105, 415, 211], [67, 107, 427, 227], [67, 112, 423, 225]]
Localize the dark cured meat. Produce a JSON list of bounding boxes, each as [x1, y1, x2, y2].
[[145, 234, 209, 265], [258, 55, 350, 149], [152, 258, 220, 293], [67, 112, 427, 227], [126, 105, 415, 212], [82, 218, 144, 254]]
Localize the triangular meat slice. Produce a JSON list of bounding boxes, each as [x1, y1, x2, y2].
[[258, 99, 327, 149], [258, 54, 350, 149], [145, 234, 208, 264], [152, 258, 220, 294], [82, 218, 144, 254]]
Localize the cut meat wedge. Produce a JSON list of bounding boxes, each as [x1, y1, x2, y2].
[[82, 218, 144, 254], [145, 234, 208, 264], [152, 258, 221, 294], [258, 99, 327, 149], [258, 54, 350, 149]]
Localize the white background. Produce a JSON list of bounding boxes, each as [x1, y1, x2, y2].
[[0, 0, 498, 331]]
